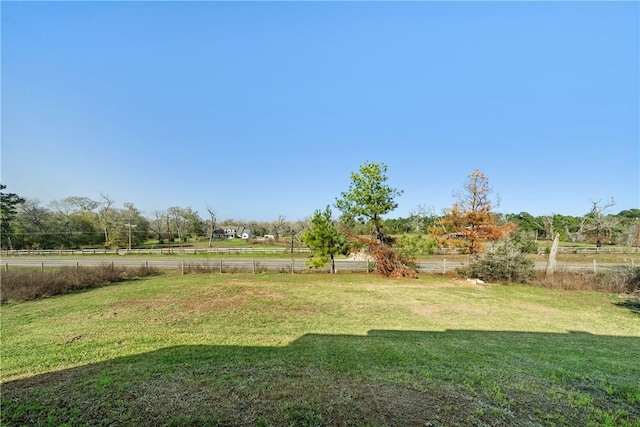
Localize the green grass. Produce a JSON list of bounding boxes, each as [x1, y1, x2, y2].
[[2, 273, 639, 426]]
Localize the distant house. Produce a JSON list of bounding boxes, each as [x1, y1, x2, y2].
[[212, 228, 238, 239], [212, 227, 253, 240]]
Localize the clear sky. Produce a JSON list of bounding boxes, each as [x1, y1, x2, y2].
[[2, 1, 638, 221]]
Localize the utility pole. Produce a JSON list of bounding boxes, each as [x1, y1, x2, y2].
[[166, 216, 172, 250], [290, 230, 294, 274], [125, 222, 136, 254], [123, 203, 137, 254]]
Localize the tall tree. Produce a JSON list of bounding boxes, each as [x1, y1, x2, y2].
[[181, 207, 205, 240], [49, 196, 101, 248], [0, 184, 25, 250], [14, 198, 59, 249], [335, 162, 416, 278], [434, 168, 513, 258], [149, 210, 167, 244], [97, 194, 117, 247], [585, 197, 616, 243], [301, 206, 344, 273], [166, 207, 187, 242], [335, 162, 402, 243], [270, 215, 289, 242]]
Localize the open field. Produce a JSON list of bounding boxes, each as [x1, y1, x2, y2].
[[2, 273, 639, 426]]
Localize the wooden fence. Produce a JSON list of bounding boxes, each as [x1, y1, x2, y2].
[[3, 257, 634, 275], [4, 246, 639, 257]]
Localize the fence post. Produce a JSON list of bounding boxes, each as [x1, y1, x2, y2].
[[219, 259, 223, 274], [181, 261, 185, 275], [4, 263, 7, 272], [593, 259, 597, 273], [41, 261, 44, 272], [145, 260, 149, 273], [252, 259, 256, 274], [76, 261, 79, 269], [443, 259, 447, 275]]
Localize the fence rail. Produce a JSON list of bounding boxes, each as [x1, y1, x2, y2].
[[0, 247, 313, 256], [1, 257, 634, 274], [546, 246, 640, 254], [1, 258, 371, 274], [2, 245, 639, 257]]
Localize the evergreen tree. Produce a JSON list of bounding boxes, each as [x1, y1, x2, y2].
[[301, 206, 344, 273], [1, 184, 25, 250]]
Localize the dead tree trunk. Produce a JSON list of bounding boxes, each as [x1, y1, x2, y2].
[[545, 233, 560, 276]]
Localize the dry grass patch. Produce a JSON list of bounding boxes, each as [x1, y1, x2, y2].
[[1, 265, 160, 302]]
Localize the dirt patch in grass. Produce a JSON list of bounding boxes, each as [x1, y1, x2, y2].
[[113, 286, 299, 318], [509, 301, 559, 315], [410, 305, 443, 318]]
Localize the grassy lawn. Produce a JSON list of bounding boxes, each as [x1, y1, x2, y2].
[[2, 273, 639, 426]]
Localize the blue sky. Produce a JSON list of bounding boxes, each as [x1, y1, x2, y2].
[[2, 1, 638, 221]]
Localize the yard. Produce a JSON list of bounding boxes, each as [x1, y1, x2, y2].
[[1, 273, 639, 426]]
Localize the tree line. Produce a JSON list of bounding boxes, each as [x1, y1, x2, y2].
[[1, 174, 638, 252], [0, 187, 310, 251], [384, 206, 640, 246]]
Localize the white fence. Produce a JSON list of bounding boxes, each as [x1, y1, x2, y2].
[[0, 247, 312, 256], [2, 246, 639, 258], [544, 246, 640, 254]]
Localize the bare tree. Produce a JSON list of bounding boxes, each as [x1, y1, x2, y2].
[[166, 207, 187, 243], [270, 215, 288, 242], [97, 194, 116, 247], [588, 197, 616, 243], [540, 215, 555, 240], [207, 206, 216, 247], [149, 210, 167, 244], [408, 204, 436, 233]]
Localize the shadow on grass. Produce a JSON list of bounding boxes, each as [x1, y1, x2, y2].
[[613, 299, 640, 315], [2, 330, 640, 426]]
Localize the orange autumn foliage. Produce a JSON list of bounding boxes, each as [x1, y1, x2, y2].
[[431, 169, 515, 257]]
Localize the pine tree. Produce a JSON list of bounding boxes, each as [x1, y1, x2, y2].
[[301, 206, 344, 273]]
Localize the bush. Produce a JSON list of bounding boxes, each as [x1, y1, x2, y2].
[[458, 240, 535, 284], [396, 234, 436, 257], [1, 266, 160, 303], [510, 232, 539, 254]]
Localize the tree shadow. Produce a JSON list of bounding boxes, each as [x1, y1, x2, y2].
[[613, 299, 640, 315], [2, 329, 639, 426]]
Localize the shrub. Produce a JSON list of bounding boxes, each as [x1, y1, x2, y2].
[[396, 234, 436, 257], [1, 266, 160, 303], [510, 232, 539, 254], [458, 240, 535, 284]]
